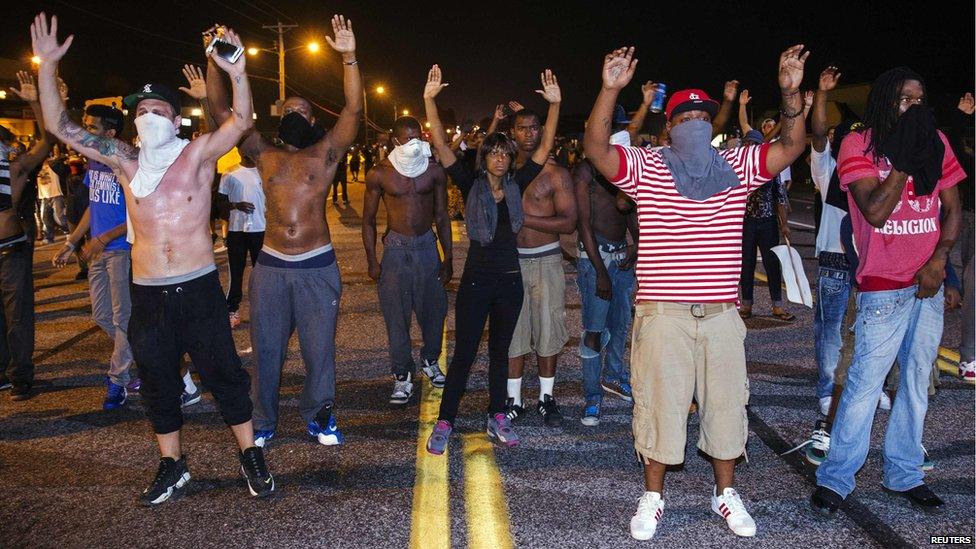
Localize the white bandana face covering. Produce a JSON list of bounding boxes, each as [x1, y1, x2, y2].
[[387, 138, 431, 178], [609, 130, 631, 147], [129, 113, 189, 199]]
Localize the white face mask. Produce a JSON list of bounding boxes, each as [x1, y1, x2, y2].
[[135, 112, 178, 149], [388, 138, 431, 178]]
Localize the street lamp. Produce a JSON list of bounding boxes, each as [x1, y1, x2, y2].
[[307, 42, 320, 53], [401, 109, 410, 116], [31, 56, 41, 65]]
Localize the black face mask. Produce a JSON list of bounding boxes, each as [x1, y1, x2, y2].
[[277, 112, 325, 149]]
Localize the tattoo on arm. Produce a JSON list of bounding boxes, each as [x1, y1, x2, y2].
[[58, 111, 137, 160], [779, 115, 796, 146]]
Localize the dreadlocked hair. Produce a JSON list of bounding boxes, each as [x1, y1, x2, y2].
[[862, 66, 925, 160]]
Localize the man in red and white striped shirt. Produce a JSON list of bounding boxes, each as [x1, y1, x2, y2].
[[583, 46, 809, 540]]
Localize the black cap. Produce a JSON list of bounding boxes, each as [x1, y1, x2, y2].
[[123, 83, 182, 117]]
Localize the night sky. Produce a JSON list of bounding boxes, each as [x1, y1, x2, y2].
[[5, 1, 974, 135]]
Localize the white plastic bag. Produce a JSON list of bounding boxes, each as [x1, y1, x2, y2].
[[771, 238, 813, 307]]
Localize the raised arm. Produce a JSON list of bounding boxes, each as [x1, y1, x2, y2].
[[765, 45, 809, 176], [486, 104, 507, 136], [712, 79, 739, 137], [7, 71, 55, 177], [193, 28, 253, 162], [32, 13, 136, 170], [584, 47, 638, 180], [737, 89, 755, 134], [531, 70, 561, 165], [811, 66, 840, 152], [321, 15, 363, 160], [423, 64, 457, 169], [626, 81, 656, 145], [179, 64, 213, 133]]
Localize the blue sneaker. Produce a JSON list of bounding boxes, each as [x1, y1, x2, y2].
[[581, 402, 601, 426], [426, 420, 452, 455], [103, 379, 127, 410], [307, 413, 343, 446], [921, 445, 934, 472], [254, 430, 275, 448]]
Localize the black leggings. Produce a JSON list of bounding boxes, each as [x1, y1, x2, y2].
[[437, 270, 523, 424], [740, 216, 783, 304]]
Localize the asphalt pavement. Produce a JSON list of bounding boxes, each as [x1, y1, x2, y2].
[[0, 179, 972, 549]]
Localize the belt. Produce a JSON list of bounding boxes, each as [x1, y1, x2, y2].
[[817, 251, 849, 270], [0, 241, 27, 258], [637, 301, 735, 319]]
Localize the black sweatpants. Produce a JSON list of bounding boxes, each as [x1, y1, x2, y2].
[[740, 216, 783, 304], [226, 231, 264, 313], [129, 270, 252, 434], [437, 270, 523, 424]]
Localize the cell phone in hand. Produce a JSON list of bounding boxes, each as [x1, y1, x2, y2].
[[203, 26, 243, 64]]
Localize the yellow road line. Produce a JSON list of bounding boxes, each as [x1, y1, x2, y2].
[[408, 324, 451, 548], [462, 433, 514, 549], [939, 347, 960, 363]]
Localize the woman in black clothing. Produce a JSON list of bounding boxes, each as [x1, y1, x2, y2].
[[422, 64, 561, 454]]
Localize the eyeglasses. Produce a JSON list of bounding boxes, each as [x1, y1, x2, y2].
[[899, 96, 924, 106]]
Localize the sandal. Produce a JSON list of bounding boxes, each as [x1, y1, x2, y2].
[[771, 308, 796, 322]]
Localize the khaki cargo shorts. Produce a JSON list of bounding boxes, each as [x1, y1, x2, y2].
[[630, 302, 750, 465], [508, 253, 569, 358]]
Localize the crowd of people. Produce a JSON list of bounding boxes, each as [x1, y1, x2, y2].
[[0, 11, 972, 541]]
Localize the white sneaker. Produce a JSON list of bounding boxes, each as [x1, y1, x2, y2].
[[390, 373, 413, 405], [711, 486, 756, 537], [959, 361, 975, 381], [630, 491, 664, 541], [818, 396, 832, 416], [878, 392, 891, 411]]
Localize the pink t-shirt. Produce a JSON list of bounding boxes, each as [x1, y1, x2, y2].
[[837, 129, 964, 289]]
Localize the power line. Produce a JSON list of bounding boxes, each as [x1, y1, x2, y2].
[[206, 0, 267, 29], [237, 0, 279, 20], [251, 0, 297, 23], [52, 0, 201, 49]]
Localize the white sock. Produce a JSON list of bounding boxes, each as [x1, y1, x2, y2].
[[183, 371, 197, 394], [507, 377, 522, 406], [539, 376, 555, 401]]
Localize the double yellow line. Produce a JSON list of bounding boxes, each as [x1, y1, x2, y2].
[[409, 241, 514, 549]]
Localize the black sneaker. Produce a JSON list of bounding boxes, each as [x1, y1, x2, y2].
[[0, 377, 11, 390], [505, 397, 527, 422], [10, 384, 32, 401], [883, 483, 944, 512], [239, 446, 275, 498], [810, 486, 843, 517], [140, 456, 191, 506], [536, 394, 563, 427]]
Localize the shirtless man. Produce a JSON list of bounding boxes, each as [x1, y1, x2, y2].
[[362, 116, 452, 405], [506, 104, 578, 426], [574, 127, 639, 426], [0, 71, 56, 401], [32, 12, 273, 504], [207, 15, 362, 448]]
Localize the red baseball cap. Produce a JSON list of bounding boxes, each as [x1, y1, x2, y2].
[[665, 89, 719, 121]]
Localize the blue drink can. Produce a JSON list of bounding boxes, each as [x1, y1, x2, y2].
[[649, 83, 667, 113]]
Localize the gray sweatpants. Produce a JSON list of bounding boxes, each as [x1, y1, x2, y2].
[[378, 230, 447, 377], [89, 249, 133, 385], [249, 258, 341, 430]]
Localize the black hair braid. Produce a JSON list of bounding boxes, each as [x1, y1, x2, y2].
[[862, 66, 925, 159]]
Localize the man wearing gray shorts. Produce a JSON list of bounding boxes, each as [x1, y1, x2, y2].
[[363, 118, 452, 404]]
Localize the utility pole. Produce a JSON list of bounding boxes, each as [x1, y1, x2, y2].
[[262, 21, 297, 103], [362, 86, 369, 146]]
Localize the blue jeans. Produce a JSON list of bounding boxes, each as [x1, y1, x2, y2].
[[816, 285, 944, 498], [576, 255, 635, 405], [813, 265, 852, 399]]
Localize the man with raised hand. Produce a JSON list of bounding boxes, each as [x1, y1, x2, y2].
[[505, 76, 577, 427], [583, 45, 808, 540], [0, 71, 56, 401], [32, 12, 273, 504], [362, 116, 451, 405], [207, 15, 362, 448]]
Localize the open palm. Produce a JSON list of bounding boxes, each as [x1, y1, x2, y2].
[[326, 15, 355, 53], [602, 47, 637, 90], [9, 71, 37, 103], [535, 70, 561, 104], [30, 13, 74, 64], [424, 64, 448, 99], [778, 44, 809, 91]]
